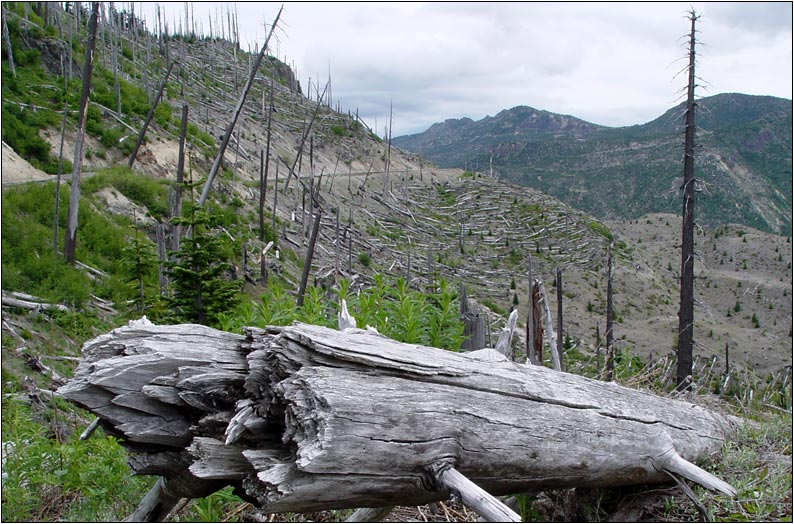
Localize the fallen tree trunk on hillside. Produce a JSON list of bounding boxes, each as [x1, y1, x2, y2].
[[58, 318, 738, 521]]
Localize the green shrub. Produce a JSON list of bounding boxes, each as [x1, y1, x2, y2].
[[0, 396, 153, 522], [154, 102, 172, 128], [588, 220, 613, 241], [1, 103, 64, 173], [83, 167, 170, 220]]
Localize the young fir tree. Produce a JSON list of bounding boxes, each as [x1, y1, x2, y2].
[[167, 208, 241, 327], [121, 230, 159, 313]]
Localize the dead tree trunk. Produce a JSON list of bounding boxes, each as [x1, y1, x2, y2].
[[605, 245, 615, 381], [127, 60, 174, 169], [556, 267, 564, 371], [2, 12, 16, 78], [525, 255, 537, 365], [259, 76, 274, 242], [170, 104, 188, 254], [198, 7, 282, 207], [64, 1, 99, 264], [383, 99, 392, 194], [58, 319, 738, 521], [296, 210, 322, 307], [282, 82, 328, 194], [53, 55, 68, 259], [272, 162, 279, 242], [677, 10, 700, 392], [532, 281, 543, 365], [459, 284, 485, 351], [537, 279, 561, 371]]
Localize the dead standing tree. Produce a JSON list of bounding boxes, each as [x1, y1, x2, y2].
[[58, 317, 738, 522], [64, 1, 100, 264], [605, 243, 615, 381], [677, 10, 700, 392], [127, 60, 175, 169], [198, 6, 283, 207]]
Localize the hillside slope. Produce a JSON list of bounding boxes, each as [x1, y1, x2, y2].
[[393, 94, 793, 236], [2, 3, 791, 375]]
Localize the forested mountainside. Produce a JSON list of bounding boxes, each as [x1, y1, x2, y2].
[[1, 3, 791, 522], [393, 93, 793, 236]]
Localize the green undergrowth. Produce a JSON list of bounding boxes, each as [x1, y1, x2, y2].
[[219, 275, 465, 351], [1, 394, 154, 522]]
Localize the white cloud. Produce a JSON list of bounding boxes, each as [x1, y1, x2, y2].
[[140, 2, 792, 136]]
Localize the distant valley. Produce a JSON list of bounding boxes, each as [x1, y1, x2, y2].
[[393, 93, 793, 236]]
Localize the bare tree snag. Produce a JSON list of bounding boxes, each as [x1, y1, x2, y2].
[[64, 1, 99, 264], [58, 319, 738, 520], [677, 10, 700, 392], [494, 309, 518, 356], [525, 255, 537, 365], [282, 81, 328, 194], [606, 245, 615, 381], [296, 210, 322, 307], [198, 6, 282, 207], [383, 99, 392, 194], [2, 12, 15, 77], [272, 162, 279, 242], [171, 104, 188, 254], [53, 52, 68, 259], [259, 75, 274, 242], [537, 280, 561, 371], [128, 60, 174, 169], [532, 281, 543, 365], [459, 284, 485, 351], [556, 267, 564, 371]]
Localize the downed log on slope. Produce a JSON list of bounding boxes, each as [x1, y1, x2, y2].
[[57, 318, 738, 520]]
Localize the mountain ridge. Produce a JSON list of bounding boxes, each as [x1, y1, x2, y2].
[[393, 93, 793, 236]]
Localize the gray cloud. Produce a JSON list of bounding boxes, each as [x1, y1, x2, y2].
[[144, 2, 792, 136]]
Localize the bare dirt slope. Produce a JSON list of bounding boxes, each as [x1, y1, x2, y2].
[[1, 141, 51, 185], [607, 213, 792, 373]]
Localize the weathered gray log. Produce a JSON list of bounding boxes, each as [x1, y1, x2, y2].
[[58, 318, 738, 520], [2, 291, 69, 312]]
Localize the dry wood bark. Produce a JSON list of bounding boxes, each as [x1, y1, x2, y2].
[[59, 318, 738, 520]]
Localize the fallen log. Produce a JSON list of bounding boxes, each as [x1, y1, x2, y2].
[[57, 318, 739, 521], [2, 291, 69, 313]]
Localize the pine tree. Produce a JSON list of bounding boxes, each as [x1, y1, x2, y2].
[[167, 208, 241, 326]]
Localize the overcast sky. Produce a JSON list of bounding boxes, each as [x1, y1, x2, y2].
[[140, 2, 793, 137]]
